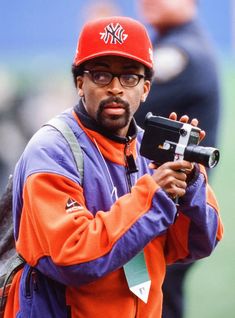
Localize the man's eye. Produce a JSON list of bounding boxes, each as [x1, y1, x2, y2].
[[94, 72, 109, 81], [122, 74, 137, 82]]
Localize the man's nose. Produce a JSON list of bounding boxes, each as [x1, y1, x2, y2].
[[107, 76, 124, 95]]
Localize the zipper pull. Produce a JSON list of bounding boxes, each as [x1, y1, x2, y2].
[[126, 154, 138, 174], [125, 139, 138, 174]]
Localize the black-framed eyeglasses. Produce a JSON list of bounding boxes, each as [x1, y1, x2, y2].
[[83, 70, 145, 87]]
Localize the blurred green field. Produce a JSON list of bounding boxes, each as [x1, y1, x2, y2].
[[185, 59, 235, 318]]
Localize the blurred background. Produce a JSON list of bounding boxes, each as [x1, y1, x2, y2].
[[0, 0, 234, 317]]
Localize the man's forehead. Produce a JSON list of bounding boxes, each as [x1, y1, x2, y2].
[[84, 56, 145, 70]]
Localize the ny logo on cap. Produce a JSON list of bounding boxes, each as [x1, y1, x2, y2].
[[100, 23, 128, 44]]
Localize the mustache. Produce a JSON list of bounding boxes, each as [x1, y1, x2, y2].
[[99, 97, 129, 110]]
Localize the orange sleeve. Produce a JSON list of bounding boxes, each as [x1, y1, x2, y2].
[[16, 172, 160, 266]]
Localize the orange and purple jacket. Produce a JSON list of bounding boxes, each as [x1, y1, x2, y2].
[[6, 103, 223, 318]]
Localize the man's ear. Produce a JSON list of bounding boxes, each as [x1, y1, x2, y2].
[[76, 76, 84, 97], [141, 80, 151, 102]]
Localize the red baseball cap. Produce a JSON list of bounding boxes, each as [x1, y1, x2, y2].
[[73, 16, 153, 69]]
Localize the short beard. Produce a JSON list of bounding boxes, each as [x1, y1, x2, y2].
[[96, 97, 131, 133]]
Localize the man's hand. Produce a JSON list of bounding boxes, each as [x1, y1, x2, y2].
[[169, 112, 206, 142], [150, 160, 193, 198], [149, 112, 203, 198]]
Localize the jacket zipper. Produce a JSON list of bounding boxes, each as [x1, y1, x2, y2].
[[124, 138, 140, 318]]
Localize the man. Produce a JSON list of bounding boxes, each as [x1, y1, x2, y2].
[[135, 1, 221, 317], [5, 16, 222, 318]]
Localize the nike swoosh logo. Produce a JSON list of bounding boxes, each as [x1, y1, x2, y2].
[[65, 198, 82, 210], [66, 201, 77, 208]]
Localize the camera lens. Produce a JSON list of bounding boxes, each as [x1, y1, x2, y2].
[[208, 149, 220, 168], [184, 145, 220, 168]]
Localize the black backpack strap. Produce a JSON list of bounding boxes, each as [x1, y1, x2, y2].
[[46, 117, 84, 184]]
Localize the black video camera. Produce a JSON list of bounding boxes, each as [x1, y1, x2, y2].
[[140, 113, 220, 168]]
